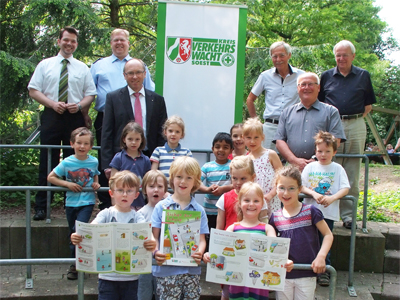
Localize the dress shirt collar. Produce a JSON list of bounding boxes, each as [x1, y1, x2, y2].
[[333, 64, 358, 77], [297, 99, 321, 111], [111, 53, 131, 63], [274, 64, 294, 76], [164, 142, 182, 152], [57, 53, 72, 63], [161, 195, 197, 211], [127, 85, 146, 97]]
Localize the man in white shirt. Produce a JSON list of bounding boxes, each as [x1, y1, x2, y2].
[[246, 41, 304, 151], [28, 26, 97, 220]]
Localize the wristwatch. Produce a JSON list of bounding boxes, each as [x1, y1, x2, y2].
[[78, 103, 82, 111]]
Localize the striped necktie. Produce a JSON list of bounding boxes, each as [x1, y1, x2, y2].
[[59, 59, 68, 102]]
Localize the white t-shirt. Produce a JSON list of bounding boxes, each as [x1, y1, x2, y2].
[[138, 204, 155, 222], [93, 206, 146, 281], [302, 161, 350, 221]]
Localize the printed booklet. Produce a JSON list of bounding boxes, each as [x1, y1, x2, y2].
[[206, 228, 290, 291], [74, 221, 152, 274], [160, 209, 202, 267]]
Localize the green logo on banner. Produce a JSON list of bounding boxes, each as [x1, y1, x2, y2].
[[166, 37, 236, 67]]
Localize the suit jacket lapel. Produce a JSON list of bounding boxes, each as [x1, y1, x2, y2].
[[145, 89, 154, 131], [122, 86, 134, 120]]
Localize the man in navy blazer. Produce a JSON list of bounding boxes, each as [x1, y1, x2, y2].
[[101, 58, 167, 171]]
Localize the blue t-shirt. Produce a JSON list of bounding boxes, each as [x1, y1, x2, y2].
[[151, 195, 209, 277], [110, 149, 151, 207], [53, 155, 100, 207], [201, 160, 231, 215]]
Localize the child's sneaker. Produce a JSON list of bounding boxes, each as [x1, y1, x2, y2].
[[67, 265, 78, 280], [317, 272, 330, 286]]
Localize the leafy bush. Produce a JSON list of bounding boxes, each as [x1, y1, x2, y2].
[[357, 190, 400, 223], [0, 148, 39, 207]]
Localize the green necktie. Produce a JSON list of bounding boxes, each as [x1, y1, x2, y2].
[[59, 59, 69, 102]]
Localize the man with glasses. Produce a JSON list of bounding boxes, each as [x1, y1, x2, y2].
[[318, 40, 376, 229], [273, 72, 345, 171], [101, 58, 167, 179], [90, 29, 154, 209], [246, 41, 304, 150], [28, 26, 97, 220]]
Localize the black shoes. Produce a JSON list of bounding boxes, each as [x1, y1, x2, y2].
[[67, 265, 78, 280], [33, 210, 46, 221]]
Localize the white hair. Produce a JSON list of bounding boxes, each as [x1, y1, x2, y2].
[[269, 41, 292, 57], [333, 40, 356, 55], [297, 72, 320, 85]]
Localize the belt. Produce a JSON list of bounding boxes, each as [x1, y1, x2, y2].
[[340, 113, 363, 120], [265, 118, 279, 124]]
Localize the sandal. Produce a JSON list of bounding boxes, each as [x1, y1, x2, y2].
[[317, 272, 330, 286]]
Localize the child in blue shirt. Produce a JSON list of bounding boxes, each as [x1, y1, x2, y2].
[[150, 115, 192, 182], [110, 121, 151, 209], [47, 127, 100, 280], [198, 132, 233, 232], [152, 156, 209, 300]]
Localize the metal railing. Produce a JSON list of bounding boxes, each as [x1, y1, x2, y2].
[[0, 145, 370, 231], [0, 258, 337, 300]]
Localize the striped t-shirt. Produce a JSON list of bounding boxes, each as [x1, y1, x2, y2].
[[150, 142, 192, 180], [201, 160, 231, 215], [232, 222, 267, 235]]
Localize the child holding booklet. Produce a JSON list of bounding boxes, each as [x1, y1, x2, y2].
[[269, 166, 333, 300], [151, 156, 209, 299], [71, 171, 156, 300], [205, 182, 293, 300]]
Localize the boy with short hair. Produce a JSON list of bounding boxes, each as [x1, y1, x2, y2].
[[198, 132, 233, 232], [47, 127, 101, 280], [301, 130, 350, 286], [71, 171, 156, 300]]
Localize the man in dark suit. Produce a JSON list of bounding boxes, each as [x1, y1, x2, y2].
[[101, 58, 167, 175]]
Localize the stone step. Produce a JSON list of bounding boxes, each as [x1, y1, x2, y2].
[[384, 250, 400, 274]]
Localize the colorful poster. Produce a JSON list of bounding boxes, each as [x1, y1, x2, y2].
[[160, 210, 202, 266], [156, 1, 247, 150], [75, 221, 152, 275], [206, 229, 290, 291]]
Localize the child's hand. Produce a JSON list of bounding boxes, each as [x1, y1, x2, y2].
[[203, 252, 211, 263], [92, 182, 101, 190], [154, 250, 167, 265], [104, 168, 111, 180], [191, 251, 203, 265], [320, 195, 335, 207], [144, 240, 156, 252], [284, 259, 294, 272], [67, 182, 83, 192], [312, 192, 324, 203], [311, 255, 326, 274], [211, 185, 224, 196], [71, 233, 83, 245]]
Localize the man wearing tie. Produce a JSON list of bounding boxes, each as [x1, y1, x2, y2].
[[101, 58, 167, 175], [28, 26, 97, 220]]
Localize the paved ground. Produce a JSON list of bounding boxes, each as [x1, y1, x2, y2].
[[1, 263, 399, 299]]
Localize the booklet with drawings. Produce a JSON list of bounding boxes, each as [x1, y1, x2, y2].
[[206, 228, 290, 292], [74, 221, 152, 274], [160, 209, 202, 267]]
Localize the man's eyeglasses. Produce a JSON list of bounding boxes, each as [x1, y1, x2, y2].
[[298, 82, 319, 88], [113, 189, 136, 195], [124, 71, 145, 77]]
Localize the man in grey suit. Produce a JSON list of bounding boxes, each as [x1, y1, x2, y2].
[[101, 58, 167, 173]]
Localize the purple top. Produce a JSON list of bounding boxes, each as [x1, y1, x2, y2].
[[269, 204, 324, 279], [110, 149, 151, 206]]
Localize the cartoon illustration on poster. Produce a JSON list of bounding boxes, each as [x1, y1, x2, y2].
[[160, 210, 201, 266], [206, 229, 290, 291]]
